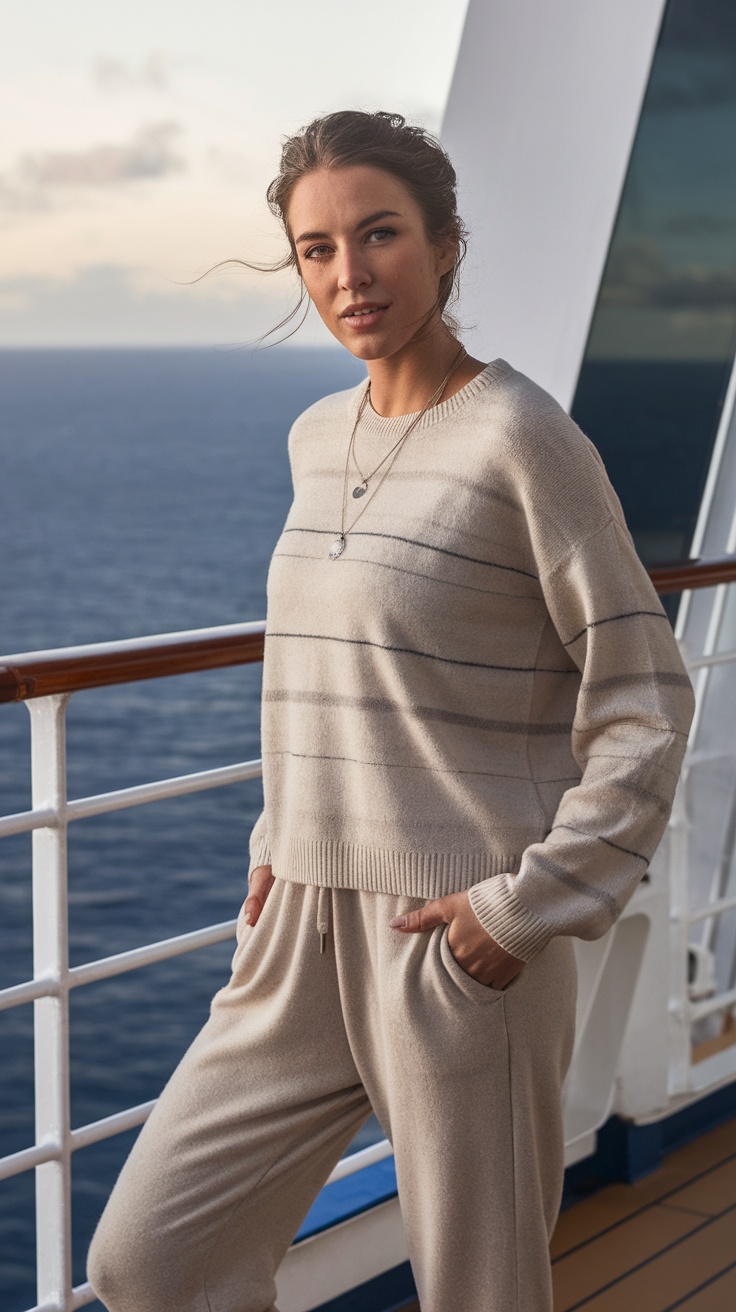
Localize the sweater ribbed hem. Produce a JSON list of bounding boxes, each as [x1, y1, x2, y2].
[[248, 836, 272, 877], [280, 837, 523, 900], [467, 875, 555, 963]]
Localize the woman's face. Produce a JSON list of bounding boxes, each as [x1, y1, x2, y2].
[[287, 164, 455, 361]]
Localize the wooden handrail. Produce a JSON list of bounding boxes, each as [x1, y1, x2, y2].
[[647, 553, 736, 594], [0, 622, 265, 704], [0, 556, 734, 704]]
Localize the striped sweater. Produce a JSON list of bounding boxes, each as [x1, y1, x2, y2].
[[247, 359, 695, 961]]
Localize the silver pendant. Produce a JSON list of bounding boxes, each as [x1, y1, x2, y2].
[[352, 482, 368, 499], [329, 535, 346, 559]]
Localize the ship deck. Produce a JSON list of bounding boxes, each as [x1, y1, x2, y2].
[[403, 1115, 736, 1311]]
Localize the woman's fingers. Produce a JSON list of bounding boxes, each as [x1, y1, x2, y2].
[[389, 890, 526, 989], [243, 864, 274, 926], [389, 894, 459, 931]]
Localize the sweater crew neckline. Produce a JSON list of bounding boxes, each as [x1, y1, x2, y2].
[[359, 358, 511, 438]]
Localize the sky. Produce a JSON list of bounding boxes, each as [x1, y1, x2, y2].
[[0, 0, 468, 347]]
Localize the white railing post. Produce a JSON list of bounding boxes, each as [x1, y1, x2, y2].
[[29, 694, 73, 1312], [668, 759, 694, 1097]]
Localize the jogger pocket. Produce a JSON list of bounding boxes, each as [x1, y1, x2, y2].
[[438, 924, 506, 1005]]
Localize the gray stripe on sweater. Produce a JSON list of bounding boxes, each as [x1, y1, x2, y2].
[[552, 822, 649, 864], [267, 630, 576, 675], [264, 689, 572, 736], [272, 550, 544, 602], [264, 747, 577, 781], [581, 671, 694, 693], [564, 609, 669, 646], [586, 749, 684, 782], [573, 716, 688, 737], [531, 852, 620, 918], [283, 526, 539, 580]]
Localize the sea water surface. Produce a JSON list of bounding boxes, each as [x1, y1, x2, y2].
[[0, 346, 369, 1310]]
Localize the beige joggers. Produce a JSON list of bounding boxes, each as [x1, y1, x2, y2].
[[87, 877, 577, 1312]]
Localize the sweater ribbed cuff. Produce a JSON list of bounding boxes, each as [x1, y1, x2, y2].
[[467, 875, 555, 963], [248, 836, 272, 877]]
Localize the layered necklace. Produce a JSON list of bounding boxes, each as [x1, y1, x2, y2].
[[328, 343, 467, 560]]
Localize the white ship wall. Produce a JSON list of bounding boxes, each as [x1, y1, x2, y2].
[[442, 0, 667, 409]]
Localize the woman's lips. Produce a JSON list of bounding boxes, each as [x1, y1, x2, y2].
[[341, 305, 389, 331]]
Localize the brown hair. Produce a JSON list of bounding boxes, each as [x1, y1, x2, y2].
[[205, 110, 468, 344]]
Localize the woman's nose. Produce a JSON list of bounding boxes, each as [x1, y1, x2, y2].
[[336, 248, 371, 292]]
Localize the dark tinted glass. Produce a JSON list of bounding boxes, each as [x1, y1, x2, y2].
[[571, 0, 736, 567]]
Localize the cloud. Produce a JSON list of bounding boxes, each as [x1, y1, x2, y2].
[[662, 214, 736, 238], [0, 175, 48, 214], [660, 3, 736, 55], [0, 123, 185, 213], [601, 238, 736, 308], [646, 56, 736, 111], [93, 53, 169, 92], [19, 122, 184, 188]]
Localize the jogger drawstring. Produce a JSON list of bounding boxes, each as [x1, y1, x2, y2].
[[316, 885, 330, 954]]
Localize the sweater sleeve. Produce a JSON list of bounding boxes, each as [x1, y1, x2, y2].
[[468, 482, 695, 962], [247, 808, 272, 878]]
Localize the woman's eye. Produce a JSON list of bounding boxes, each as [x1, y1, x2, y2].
[[365, 227, 395, 244], [304, 244, 332, 260]]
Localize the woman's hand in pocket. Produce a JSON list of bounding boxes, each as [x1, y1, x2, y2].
[[243, 865, 274, 926], [389, 890, 525, 989]]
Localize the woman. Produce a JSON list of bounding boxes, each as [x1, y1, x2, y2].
[[88, 111, 695, 1312]]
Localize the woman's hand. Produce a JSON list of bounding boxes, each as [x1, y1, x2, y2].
[[389, 890, 525, 990], [243, 864, 274, 926]]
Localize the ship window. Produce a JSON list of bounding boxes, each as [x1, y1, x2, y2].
[[571, 0, 736, 569]]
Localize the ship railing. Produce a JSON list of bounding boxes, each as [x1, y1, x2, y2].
[[0, 555, 735, 1312], [664, 557, 736, 1094]]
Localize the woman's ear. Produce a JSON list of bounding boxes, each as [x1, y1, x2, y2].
[[435, 234, 458, 279]]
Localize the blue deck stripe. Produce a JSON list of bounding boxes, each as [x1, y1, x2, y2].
[[294, 1156, 398, 1243]]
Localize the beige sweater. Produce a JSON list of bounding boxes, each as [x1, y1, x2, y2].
[[247, 359, 695, 961]]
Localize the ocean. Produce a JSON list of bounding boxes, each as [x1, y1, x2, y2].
[[0, 346, 370, 1310]]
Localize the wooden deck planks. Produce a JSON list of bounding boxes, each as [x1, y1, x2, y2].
[[552, 1117, 736, 1311], [389, 1120, 736, 1311], [552, 1118, 736, 1258], [662, 1154, 736, 1217], [670, 1261, 736, 1310], [552, 1205, 706, 1309], [565, 1210, 736, 1311]]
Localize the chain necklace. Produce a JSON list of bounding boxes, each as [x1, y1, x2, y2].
[[328, 344, 467, 560]]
